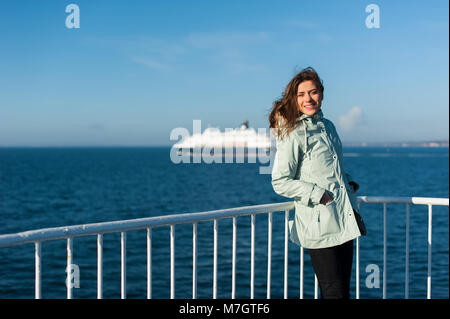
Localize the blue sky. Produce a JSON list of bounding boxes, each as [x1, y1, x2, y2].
[[0, 0, 448, 146]]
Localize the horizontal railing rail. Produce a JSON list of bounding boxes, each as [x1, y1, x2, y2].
[[0, 196, 448, 299], [0, 202, 294, 248], [358, 196, 449, 205]]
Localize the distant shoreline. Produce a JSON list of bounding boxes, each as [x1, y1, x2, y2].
[[342, 141, 449, 147]]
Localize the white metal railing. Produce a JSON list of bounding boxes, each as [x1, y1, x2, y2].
[[0, 196, 448, 299]]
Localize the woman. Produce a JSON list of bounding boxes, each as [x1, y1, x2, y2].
[[269, 67, 366, 299]]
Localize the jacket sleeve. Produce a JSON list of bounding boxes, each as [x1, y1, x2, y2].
[[271, 131, 325, 206]]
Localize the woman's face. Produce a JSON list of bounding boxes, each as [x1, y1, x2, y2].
[[297, 80, 323, 116]]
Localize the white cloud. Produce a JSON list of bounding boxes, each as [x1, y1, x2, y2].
[[338, 106, 363, 131]]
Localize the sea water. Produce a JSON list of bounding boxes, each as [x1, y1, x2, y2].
[[0, 146, 448, 299]]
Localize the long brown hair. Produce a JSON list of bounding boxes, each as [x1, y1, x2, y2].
[[268, 67, 324, 140]]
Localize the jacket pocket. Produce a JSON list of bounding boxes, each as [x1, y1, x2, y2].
[[317, 200, 341, 236], [303, 210, 320, 239]]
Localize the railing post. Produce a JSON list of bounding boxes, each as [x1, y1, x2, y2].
[[284, 210, 289, 299], [192, 223, 197, 299], [356, 203, 360, 299], [356, 237, 360, 299], [97, 234, 103, 299], [427, 204, 432, 299], [67, 237, 73, 299], [267, 212, 272, 299], [405, 204, 410, 299], [35, 242, 41, 299], [170, 225, 175, 299], [213, 220, 218, 299], [250, 214, 255, 299], [147, 228, 152, 299], [121, 232, 127, 299], [314, 274, 319, 299], [383, 203, 387, 299], [232, 217, 237, 299], [300, 246, 304, 299]]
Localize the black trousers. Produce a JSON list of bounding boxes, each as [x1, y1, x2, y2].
[[308, 240, 354, 299]]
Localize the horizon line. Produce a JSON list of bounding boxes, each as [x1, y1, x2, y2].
[[0, 142, 448, 148]]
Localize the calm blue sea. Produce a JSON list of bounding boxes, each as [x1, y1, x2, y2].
[[0, 146, 448, 299]]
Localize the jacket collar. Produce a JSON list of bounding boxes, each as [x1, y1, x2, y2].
[[296, 110, 323, 159], [297, 109, 323, 122]]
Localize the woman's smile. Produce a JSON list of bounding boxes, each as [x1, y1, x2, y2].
[[303, 104, 316, 110]]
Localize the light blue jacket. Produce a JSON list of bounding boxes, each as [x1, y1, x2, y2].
[[271, 110, 362, 249]]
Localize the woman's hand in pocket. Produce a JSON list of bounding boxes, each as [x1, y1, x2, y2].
[[319, 191, 333, 205], [348, 181, 359, 193]]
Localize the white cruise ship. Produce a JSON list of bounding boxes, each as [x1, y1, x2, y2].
[[173, 120, 275, 155]]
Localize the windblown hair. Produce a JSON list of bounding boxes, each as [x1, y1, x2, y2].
[[268, 67, 324, 140]]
